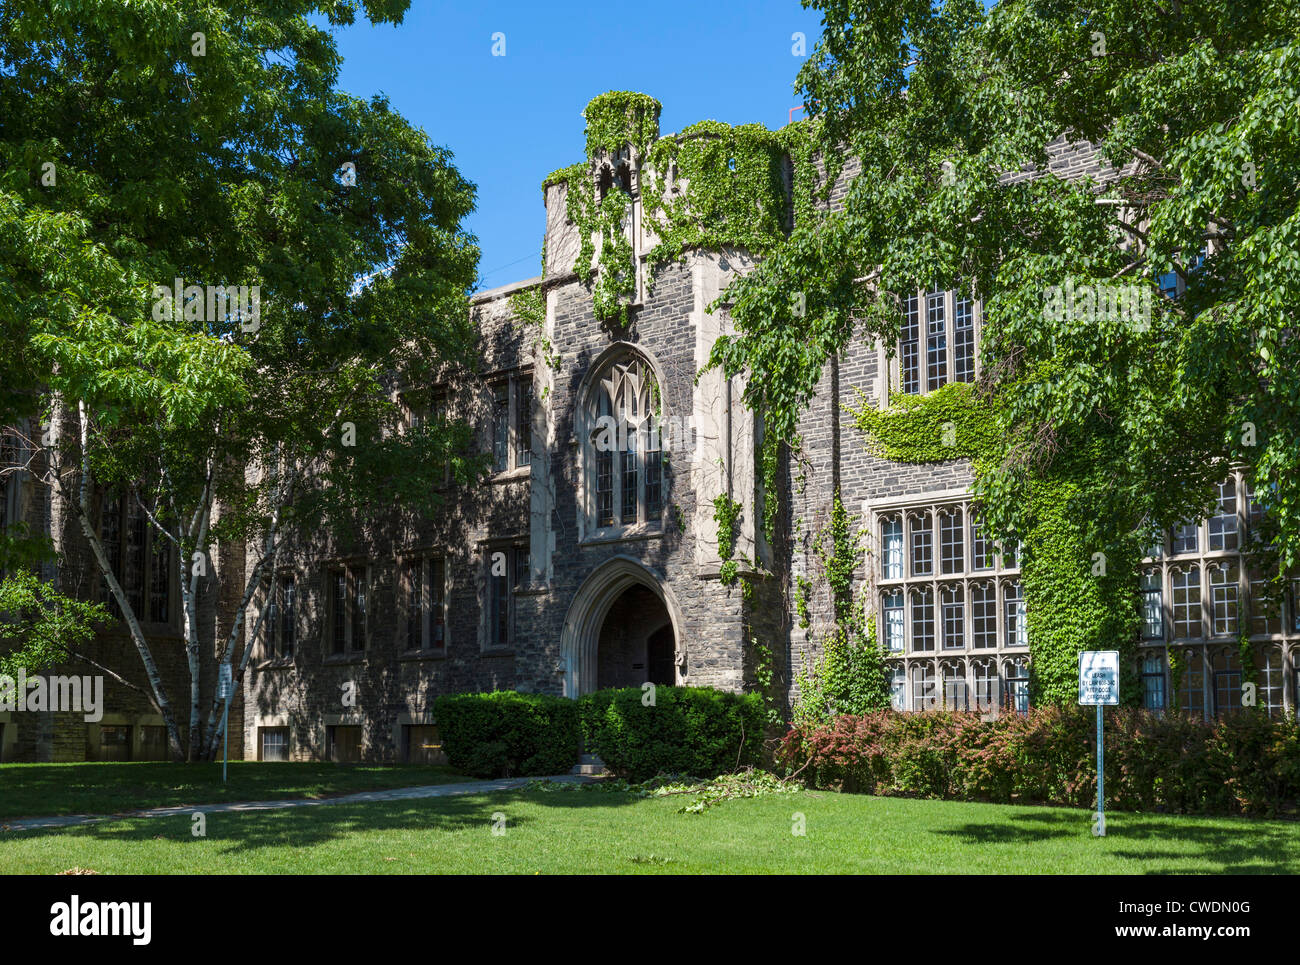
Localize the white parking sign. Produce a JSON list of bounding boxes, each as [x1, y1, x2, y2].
[[1078, 650, 1119, 705]]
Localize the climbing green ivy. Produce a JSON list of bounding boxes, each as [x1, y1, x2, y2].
[[540, 96, 838, 337], [794, 574, 812, 630], [748, 635, 782, 726], [591, 190, 636, 323], [822, 491, 857, 626], [582, 91, 661, 158], [853, 382, 1000, 464], [507, 277, 560, 374], [1018, 471, 1142, 706], [791, 491, 892, 723], [642, 121, 793, 265], [713, 492, 743, 587], [850, 386, 1144, 707], [548, 160, 635, 326]]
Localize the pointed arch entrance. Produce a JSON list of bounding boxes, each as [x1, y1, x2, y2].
[[560, 556, 685, 697]]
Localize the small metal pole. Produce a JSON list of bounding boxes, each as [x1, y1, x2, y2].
[[1096, 703, 1105, 836]]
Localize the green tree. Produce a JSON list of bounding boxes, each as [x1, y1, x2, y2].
[[0, 570, 110, 680], [0, 0, 479, 759], [709, 0, 1300, 699]]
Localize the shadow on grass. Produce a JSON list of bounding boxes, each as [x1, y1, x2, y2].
[[3, 787, 646, 859], [933, 808, 1299, 873], [0, 761, 467, 821]]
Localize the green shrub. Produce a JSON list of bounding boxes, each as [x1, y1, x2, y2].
[[434, 691, 581, 778], [579, 685, 765, 782]]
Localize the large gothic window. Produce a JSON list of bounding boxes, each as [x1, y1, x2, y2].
[[586, 354, 663, 533]]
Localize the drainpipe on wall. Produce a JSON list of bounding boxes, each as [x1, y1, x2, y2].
[[724, 376, 733, 500]]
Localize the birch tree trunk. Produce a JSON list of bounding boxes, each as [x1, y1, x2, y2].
[[61, 401, 186, 760], [179, 498, 211, 762]]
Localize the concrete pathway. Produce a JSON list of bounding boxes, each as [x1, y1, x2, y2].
[[0, 774, 595, 833]]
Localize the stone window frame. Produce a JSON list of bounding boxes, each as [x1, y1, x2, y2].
[[1004, 656, 1031, 715], [941, 658, 968, 709], [972, 656, 999, 710], [256, 568, 297, 665], [876, 286, 982, 408], [577, 346, 667, 543], [398, 550, 448, 657], [324, 559, 370, 658], [258, 726, 290, 762], [888, 664, 906, 709], [486, 368, 534, 481], [481, 540, 529, 654], [868, 489, 1027, 714], [1138, 468, 1300, 717], [95, 488, 178, 631], [1140, 652, 1167, 712]]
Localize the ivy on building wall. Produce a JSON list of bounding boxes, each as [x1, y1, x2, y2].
[[791, 492, 892, 724], [713, 491, 743, 587], [506, 285, 561, 377], [853, 381, 1000, 463], [581, 90, 661, 159], [538, 92, 660, 327], [642, 121, 794, 264], [548, 159, 636, 326], [539, 93, 838, 337], [1018, 469, 1142, 706], [850, 384, 1143, 707], [794, 574, 812, 629]]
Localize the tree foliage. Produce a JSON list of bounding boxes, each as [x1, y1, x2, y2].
[[0, 0, 479, 758], [709, 0, 1300, 572], [707, 2, 1300, 697], [0, 570, 110, 679]]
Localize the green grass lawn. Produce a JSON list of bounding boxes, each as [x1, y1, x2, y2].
[[2, 786, 1297, 874], [0, 761, 466, 821]]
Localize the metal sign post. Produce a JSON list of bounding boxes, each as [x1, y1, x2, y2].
[[219, 662, 233, 783], [1078, 650, 1120, 836], [1095, 702, 1103, 831]]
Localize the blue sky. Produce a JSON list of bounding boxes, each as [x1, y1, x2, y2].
[[323, 0, 826, 291]]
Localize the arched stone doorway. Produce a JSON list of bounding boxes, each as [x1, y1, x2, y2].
[[596, 585, 675, 690], [560, 556, 685, 696]]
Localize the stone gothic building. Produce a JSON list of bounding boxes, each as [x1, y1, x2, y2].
[[4, 95, 1299, 763]]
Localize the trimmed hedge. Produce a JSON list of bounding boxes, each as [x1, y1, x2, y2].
[[779, 706, 1300, 816], [579, 685, 765, 781], [434, 691, 581, 778]]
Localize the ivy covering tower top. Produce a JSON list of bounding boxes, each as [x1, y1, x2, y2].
[[539, 92, 834, 327], [581, 90, 662, 157]]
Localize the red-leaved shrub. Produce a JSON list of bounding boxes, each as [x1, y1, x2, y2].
[[779, 706, 1300, 815]]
